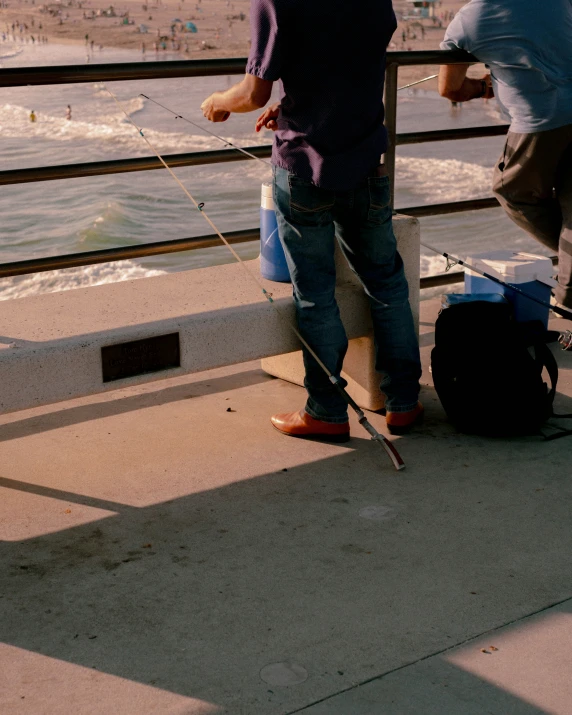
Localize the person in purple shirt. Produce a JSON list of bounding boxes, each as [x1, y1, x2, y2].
[[201, 0, 422, 440]]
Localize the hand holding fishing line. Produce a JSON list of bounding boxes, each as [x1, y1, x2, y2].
[[106, 85, 405, 471], [139, 69, 441, 165], [139, 93, 273, 167], [200, 92, 230, 123]]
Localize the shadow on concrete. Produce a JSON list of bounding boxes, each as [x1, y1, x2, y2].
[[2, 420, 571, 714], [0, 368, 273, 444]]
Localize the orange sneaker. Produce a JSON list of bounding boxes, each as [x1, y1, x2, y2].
[[386, 402, 424, 435], [270, 410, 350, 443]]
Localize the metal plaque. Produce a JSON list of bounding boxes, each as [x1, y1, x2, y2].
[[101, 333, 180, 383]]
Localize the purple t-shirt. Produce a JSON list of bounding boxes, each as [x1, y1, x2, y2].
[[246, 0, 397, 191]]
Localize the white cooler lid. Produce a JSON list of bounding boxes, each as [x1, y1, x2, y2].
[[464, 250, 555, 286]]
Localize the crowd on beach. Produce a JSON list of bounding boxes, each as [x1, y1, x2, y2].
[[0, 0, 463, 65], [3, 18, 48, 44], [0, 0, 253, 57]]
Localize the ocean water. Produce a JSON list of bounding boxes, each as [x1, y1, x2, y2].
[[0, 41, 550, 301]]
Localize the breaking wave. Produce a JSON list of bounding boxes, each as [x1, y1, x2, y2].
[[0, 46, 24, 61], [396, 156, 492, 204], [0, 99, 256, 154], [0, 260, 166, 301]]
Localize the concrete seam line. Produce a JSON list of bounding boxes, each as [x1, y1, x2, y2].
[[284, 593, 572, 714]]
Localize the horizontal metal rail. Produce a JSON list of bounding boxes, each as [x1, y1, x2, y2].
[[0, 146, 273, 186], [0, 127, 508, 187], [0, 230, 466, 288], [0, 197, 502, 278], [0, 131, 501, 186], [0, 58, 249, 87], [420, 271, 464, 289], [0, 234, 477, 290], [0, 50, 476, 88], [401, 197, 500, 217], [388, 50, 478, 67], [398, 125, 509, 146], [0, 228, 260, 278]]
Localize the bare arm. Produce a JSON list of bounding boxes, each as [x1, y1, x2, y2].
[[439, 64, 494, 102], [201, 74, 274, 122]]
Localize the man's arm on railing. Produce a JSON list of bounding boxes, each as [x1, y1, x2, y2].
[[439, 64, 494, 102]]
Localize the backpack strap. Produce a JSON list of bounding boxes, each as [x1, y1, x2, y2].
[[532, 340, 558, 410], [541, 331, 572, 418], [544, 426, 572, 441], [533, 337, 572, 439]]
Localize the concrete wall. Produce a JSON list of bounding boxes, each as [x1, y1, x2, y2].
[[0, 215, 419, 414]]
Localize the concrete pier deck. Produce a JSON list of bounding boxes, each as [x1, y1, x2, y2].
[[1, 299, 571, 714]]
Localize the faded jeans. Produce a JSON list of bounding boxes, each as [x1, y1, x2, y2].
[[273, 166, 421, 423]]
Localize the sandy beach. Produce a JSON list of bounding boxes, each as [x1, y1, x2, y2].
[[0, 0, 480, 87]]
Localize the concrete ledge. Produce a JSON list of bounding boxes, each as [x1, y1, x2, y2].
[[0, 259, 371, 415], [0, 216, 418, 414]]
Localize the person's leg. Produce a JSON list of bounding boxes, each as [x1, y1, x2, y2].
[[272, 166, 349, 423], [554, 140, 572, 308], [333, 170, 421, 412], [492, 126, 572, 253]]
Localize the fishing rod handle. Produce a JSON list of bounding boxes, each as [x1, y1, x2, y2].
[[559, 330, 572, 351]]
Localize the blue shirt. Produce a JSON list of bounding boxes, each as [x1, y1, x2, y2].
[[441, 0, 572, 134], [246, 0, 397, 190]]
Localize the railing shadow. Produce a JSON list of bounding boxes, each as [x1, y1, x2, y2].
[[0, 368, 273, 443]]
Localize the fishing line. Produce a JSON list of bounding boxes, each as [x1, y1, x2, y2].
[[105, 85, 405, 470], [140, 93, 272, 167], [141, 70, 438, 156]]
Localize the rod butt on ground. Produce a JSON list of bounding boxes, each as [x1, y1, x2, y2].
[[375, 435, 406, 471], [357, 413, 406, 471]]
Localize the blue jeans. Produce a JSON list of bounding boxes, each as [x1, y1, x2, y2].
[[273, 166, 421, 423]]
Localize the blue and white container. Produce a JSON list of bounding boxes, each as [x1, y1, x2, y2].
[[464, 250, 556, 327], [260, 183, 290, 283]]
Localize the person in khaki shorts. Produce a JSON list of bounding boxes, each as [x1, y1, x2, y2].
[[438, 0, 572, 309]]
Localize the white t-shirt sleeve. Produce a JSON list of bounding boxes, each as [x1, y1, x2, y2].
[[440, 14, 469, 51]]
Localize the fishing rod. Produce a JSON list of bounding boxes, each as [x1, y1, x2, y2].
[[107, 86, 406, 471], [422, 241, 572, 350], [397, 74, 439, 91]]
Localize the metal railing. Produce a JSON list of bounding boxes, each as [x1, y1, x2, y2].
[[0, 50, 506, 286]]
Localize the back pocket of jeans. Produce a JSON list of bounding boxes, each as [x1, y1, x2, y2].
[[368, 176, 391, 224], [288, 174, 335, 217]]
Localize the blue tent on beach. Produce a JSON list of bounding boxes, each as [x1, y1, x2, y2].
[[186, 21, 197, 33]]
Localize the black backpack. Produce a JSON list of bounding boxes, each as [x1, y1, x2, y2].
[[431, 300, 571, 438]]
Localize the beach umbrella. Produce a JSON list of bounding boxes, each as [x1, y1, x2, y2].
[[186, 21, 197, 32]]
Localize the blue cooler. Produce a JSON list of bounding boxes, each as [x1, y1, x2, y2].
[[464, 250, 555, 327], [260, 183, 290, 282]]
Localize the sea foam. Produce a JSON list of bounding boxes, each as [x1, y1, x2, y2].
[[0, 260, 166, 301]]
